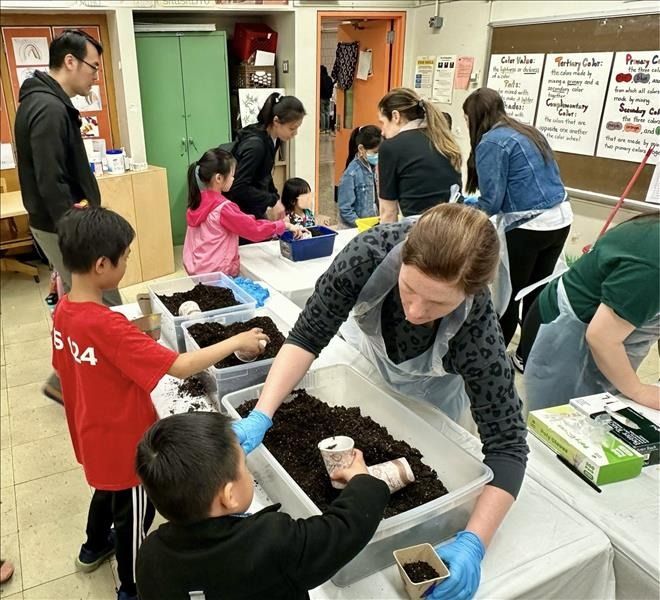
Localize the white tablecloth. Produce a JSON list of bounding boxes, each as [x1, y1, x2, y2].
[[239, 228, 358, 308], [526, 399, 660, 599]]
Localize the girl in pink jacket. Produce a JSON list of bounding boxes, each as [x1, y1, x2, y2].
[[183, 148, 301, 276]]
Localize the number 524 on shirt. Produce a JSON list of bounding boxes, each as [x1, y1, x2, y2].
[[53, 328, 99, 366]]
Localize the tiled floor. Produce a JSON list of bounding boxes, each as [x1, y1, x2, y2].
[[1, 252, 658, 598], [0, 252, 188, 599]]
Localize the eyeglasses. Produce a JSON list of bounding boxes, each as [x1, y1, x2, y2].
[[75, 56, 99, 73]]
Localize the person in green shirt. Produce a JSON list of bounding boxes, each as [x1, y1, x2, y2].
[[520, 213, 659, 411]]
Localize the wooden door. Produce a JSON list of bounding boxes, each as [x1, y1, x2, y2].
[[135, 34, 189, 244], [179, 32, 232, 160], [334, 20, 392, 185]]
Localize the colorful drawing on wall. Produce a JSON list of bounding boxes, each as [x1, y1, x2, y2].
[[80, 115, 99, 138], [11, 37, 49, 66], [16, 65, 48, 86], [238, 87, 285, 127], [71, 85, 102, 112]]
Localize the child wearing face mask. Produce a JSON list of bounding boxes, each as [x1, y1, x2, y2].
[[338, 126, 382, 228], [183, 148, 302, 276]]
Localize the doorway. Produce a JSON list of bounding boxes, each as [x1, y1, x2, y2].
[[316, 12, 406, 224]]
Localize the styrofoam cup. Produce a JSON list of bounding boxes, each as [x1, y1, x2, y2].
[[178, 300, 202, 317], [318, 436, 355, 489], [393, 543, 450, 599], [367, 457, 415, 493]]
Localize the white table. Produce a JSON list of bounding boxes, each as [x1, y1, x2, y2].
[[122, 291, 617, 599], [526, 399, 659, 599], [239, 228, 359, 308]]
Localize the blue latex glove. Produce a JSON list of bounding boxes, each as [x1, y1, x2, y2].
[[463, 195, 480, 207], [426, 531, 485, 600], [231, 410, 273, 454]]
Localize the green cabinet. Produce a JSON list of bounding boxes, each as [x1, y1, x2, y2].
[[136, 32, 231, 244]]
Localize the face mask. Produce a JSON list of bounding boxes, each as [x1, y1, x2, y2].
[[366, 153, 379, 166]]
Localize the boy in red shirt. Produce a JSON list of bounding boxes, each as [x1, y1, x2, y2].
[[52, 205, 269, 600]]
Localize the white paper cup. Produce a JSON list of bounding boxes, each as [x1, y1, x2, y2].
[[318, 436, 355, 489], [367, 457, 415, 493], [178, 300, 202, 317], [234, 339, 268, 363]]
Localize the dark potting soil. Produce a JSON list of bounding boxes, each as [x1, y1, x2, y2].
[[177, 376, 206, 398], [187, 316, 285, 368], [237, 390, 448, 518], [308, 228, 326, 237], [157, 283, 239, 315], [403, 560, 440, 583]]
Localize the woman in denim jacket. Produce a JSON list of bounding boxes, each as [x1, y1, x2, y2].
[[338, 126, 381, 228], [463, 88, 573, 354]]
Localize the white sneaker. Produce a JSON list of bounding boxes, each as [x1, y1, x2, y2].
[[510, 351, 525, 374]]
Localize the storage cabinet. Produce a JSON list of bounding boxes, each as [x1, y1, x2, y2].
[[98, 166, 174, 287], [136, 32, 232, 245]]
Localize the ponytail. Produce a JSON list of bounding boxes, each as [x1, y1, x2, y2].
[[345, 125, 383, 169], [187, 147, 236, 210], [378, 87, 462, 173], [257, 92, 306, 127]]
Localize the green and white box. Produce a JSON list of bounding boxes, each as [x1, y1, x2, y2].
[[528, 404, 644, 485]]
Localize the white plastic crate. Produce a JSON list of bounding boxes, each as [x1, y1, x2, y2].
[[182, 306, 293, 397], [147, 272, 256, 352], [221, 365, 492, 586]]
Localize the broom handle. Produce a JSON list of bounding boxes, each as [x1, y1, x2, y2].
[[597, 143, 656, 238]]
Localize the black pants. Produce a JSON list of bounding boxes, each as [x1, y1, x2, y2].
[[500, 225, 570, 346], [84, 486, 155, 595], [517, 294, 543, 363]]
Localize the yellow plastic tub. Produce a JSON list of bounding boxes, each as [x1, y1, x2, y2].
[[356, 216, 380, 232]]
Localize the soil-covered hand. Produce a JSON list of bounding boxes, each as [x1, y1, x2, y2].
[[232, 409, 273, 454], [286, 223, 307, 239], [233, 328, 270, 356], [330, 449, 368, 486], [427, 531, 485, 600]]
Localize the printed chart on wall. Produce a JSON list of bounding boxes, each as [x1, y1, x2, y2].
[[596, 50, 660, 165], [432, 55, 455, 104], [487, 54, 544, 124], [413, 56, 435, 100], [535, 53, 613, 156], [1, 80, 16, 170]]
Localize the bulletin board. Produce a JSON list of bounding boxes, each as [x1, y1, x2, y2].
[[489, 14, 659, 202], [0, 13, 120, 169]]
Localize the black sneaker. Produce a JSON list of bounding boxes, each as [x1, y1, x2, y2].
[[510, 351, 525, 374], [76, 530, 116, 573]]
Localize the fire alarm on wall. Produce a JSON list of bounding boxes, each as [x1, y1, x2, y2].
[[429, 16, 444, 29]]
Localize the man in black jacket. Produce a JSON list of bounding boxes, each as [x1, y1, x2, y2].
[[14, 30, 122, 402], [135, 411, 390, 600]]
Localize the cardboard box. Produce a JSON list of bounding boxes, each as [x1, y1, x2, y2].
[[570, 393, 659, 466], [528, 404, 644, 485]]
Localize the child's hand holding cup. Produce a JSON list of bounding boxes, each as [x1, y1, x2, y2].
[[233, 328, 270, 363], [318, 436, 365, 489]]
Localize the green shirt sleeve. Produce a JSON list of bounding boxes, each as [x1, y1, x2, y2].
[[601, 261, 660, 327]]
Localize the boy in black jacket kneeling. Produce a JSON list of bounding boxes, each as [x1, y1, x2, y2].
[[135, 412, 389, 600]]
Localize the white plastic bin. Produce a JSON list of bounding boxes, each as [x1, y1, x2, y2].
[[182, 306, 293, 397], [221, 365, 493, 586], [148, 272, 256, 352]]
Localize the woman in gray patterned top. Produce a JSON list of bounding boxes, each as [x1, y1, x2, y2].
[[233, 204, 528, 600]]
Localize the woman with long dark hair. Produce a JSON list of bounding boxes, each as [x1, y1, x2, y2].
[[463, 87, 573, 352], [377, 88, 462, 222], [226, 92, 306, 222]]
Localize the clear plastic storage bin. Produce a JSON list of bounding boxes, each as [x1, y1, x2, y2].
[[148, 272, 256, 352], [222, 365, 493, 586], [182, 307, 294, 397]]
